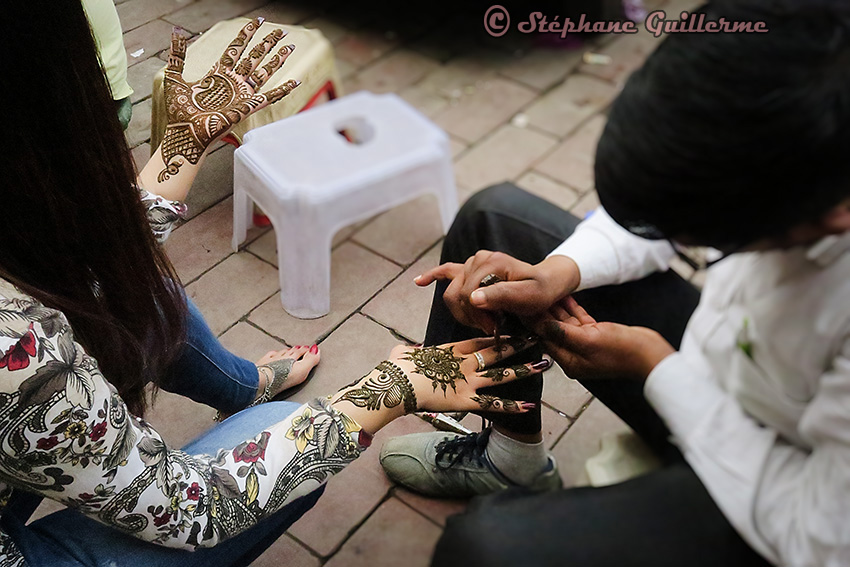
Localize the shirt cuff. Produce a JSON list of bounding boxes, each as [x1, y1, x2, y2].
[[643, 352, 727, 444], [547, 225, 620, 291]]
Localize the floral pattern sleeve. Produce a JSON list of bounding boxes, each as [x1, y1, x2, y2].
[[0, 281, 365, 554], [139, 188, 187, 244]]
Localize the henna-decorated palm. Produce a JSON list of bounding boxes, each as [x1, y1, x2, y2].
[[335, 337, 547, 420], [159, 19, 300, 182]]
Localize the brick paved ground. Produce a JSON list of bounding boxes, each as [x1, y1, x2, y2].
[[111, 0, 704, 564]]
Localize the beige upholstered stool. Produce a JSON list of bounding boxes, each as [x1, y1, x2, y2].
[[150, 18, 342, 151]]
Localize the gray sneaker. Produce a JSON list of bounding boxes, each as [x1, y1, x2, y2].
[[379, 428, 563, 498]]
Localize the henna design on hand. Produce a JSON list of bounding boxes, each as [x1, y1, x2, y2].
[[401, 346, 467, 395], [480, 364, 531, 382], [494, 334, 537, 359], [471, 395, 523, 413], [158, 22, 298, 183], [337, 361, 417, 414]]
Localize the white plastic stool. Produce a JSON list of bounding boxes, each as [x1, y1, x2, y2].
[[232, 91, 459, 319]]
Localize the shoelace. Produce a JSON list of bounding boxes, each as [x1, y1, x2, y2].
[[434, 429, 492, 471]]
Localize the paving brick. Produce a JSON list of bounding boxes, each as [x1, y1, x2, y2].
[[218, 322, 287, 362], [289, 415, 434, 557], [334, 57, 358, 80], [285, 315, 401, 404], [524, 74, 617, 138], [250, 534, 320, 567], [498, 47, 584, 91], [244, 2, 317, 25], [146, 389, 217, 449], [541, 403, 573, 450], [345, 50, 440, 94], [454, 124, 557, 190], [669, 256, 696, 281], [433, 77, 537, 143], [248, 244, 401, 345], [550, 399, 632, 488], [124, 19, 175, 67], [127, 57, 166, 104], [691, 269, 707, 290], [417, 55, 498, 98], [164, 195, 268, 282], [164, 197, 237, 283], [323, 498, 442, 567], [570, 190, 601, 219], [362, 244, 441, 344], [301, 17, 350, 44], [578, 32, 662, 86], [535, 114, 607, 193], [130, 142, 151, 172], [396, 55, 498, 119], [541, 362, 594, 418], [164, 0, 269, 33], [335, 31, 400, 68], [449, 138, 467, 159], [397, 83, 450, 119], [352, 195, 444, 265], [117, 0, 190, 32], [247, 218, 364, 268], [125, 98, 152, 148], [183, 144, 235, 219], [186, 252, 280, 336], [515, 171, 580, 210], [394, 488, 467, 528]]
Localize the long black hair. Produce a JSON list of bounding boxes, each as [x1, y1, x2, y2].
[[0, 1, 187, 415], [595, 0, 850, 249]]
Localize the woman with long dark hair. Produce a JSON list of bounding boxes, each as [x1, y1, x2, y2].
[[0, 3, 546, 565]]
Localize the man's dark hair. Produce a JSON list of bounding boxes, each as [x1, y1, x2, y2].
[[595, 0, 850, 249]]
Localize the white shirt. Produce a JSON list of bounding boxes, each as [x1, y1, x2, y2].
[[549, 208, 850, 567]]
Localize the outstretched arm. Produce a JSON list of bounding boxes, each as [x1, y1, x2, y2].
[[0, 283, 545, 550], [137, 19, 299, 203]]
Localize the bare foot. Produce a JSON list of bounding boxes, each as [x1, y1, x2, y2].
[[255, 344, 321, 398], [215, 345, 321, 422]]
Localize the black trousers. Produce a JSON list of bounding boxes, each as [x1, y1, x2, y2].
[[426, 184, 771, 567]]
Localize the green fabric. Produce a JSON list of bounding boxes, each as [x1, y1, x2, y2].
[[116, 96, 133, 131], [83, 0, 133, 101]]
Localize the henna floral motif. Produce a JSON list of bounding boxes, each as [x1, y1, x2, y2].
[[336, 361, 417, 414], [471, 395, 523, 413], [480, 364, 531, 382], [158, 21, 299, 183], [401, 346, 467, 395], [494, 334, 537, 359]]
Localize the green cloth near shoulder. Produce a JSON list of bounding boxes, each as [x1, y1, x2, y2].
[[83, 0, 133, 101]]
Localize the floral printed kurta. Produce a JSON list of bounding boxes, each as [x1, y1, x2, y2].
[[0, 190, 365, 566]]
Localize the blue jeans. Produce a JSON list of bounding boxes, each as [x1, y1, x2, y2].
[[2, 301, 322, 566], [160, 298, 260, 414]]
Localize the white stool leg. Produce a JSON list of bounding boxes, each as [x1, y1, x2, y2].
[[232, 185, 253, 252], [275, 219, 333, 319], [434, 159, 459, 234]]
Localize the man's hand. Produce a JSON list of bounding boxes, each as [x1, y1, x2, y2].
[[415, 251, 581, 334], [534, 297, 675, 382]]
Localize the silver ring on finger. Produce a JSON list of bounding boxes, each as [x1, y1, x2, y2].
[[479, 273, 502, 287], [474, 351, 486, 372], [246, 75, 259, 90]]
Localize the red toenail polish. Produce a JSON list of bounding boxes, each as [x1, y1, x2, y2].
[[310, 345, 318, 354]]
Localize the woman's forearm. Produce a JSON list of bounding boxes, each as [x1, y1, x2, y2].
[[137, 143, 206, 202]]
